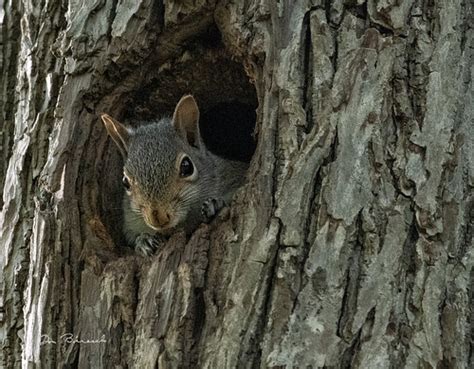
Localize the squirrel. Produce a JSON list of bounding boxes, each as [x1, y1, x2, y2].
[[100, 95, 248, 255]]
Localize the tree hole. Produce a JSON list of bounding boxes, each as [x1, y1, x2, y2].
[[121, 24, 257, 163], [101, 22, 258, 251]]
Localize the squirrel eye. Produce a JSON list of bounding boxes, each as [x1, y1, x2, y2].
[[179, 156, 194, 178], [122, 176, 131, 190]]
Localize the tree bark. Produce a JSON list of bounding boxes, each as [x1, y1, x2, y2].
[[1, 0, 472, 368]]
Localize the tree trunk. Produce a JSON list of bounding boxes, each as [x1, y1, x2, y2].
[[1, 0, 472, 368]]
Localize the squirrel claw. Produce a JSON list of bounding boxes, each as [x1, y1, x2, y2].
[[134, 233, 163, 256], [202, 198, 226, 223]]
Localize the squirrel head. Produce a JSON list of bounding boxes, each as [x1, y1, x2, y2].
[[101, 95, 214, 234]]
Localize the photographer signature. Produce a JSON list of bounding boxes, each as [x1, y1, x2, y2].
[[40, 333, 106, 346]]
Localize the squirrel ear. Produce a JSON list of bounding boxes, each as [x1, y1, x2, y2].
[[100, 113, 130, 158], [172, 95, 202, 148]]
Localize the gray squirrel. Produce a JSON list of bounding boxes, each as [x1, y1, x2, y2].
[[100, 95, 248, 255]]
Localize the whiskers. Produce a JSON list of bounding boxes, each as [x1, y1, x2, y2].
[[173, 194, 197, 216], [177, 186, 210, 208], [127, 210, 144, 221], [127, 202, 143, 215], [171, 186, 212, 227]]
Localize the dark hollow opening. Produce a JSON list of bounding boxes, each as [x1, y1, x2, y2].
[[200, 101, 257, 163], [122, 24, 257, 163]]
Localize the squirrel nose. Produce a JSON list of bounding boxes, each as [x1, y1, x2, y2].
[[150, 209, 170, 228]]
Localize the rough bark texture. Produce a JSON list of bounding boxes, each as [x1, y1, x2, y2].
[[1, 0, 472, 368]]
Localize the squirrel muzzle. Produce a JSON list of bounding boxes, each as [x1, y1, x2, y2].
[[143, 207, 172, 231]]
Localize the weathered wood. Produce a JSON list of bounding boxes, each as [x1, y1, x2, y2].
[[0, 0, 472, 368]]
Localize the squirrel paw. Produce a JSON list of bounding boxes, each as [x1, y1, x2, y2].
[[201, 198, 226, 223], [134, 233, 164, 256]]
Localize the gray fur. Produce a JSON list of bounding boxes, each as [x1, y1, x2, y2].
[[126, 119, 178, 199], [120, 116, 248, 255]]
